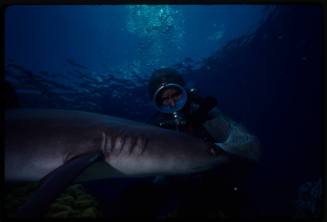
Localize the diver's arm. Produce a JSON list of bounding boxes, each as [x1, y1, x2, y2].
[[203, 107, 261, 162]]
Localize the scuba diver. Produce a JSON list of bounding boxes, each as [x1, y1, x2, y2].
[[141, 67, 261, 219], [146, 67, 260, 160]]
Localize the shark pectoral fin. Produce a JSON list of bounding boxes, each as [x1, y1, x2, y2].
[[74, 160, 125, 183], [16, 151, 103, 218]]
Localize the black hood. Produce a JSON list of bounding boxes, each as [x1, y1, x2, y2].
[[148, 68, 185, 99]]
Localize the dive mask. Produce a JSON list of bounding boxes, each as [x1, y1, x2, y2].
[[153, 83, 188, 114]]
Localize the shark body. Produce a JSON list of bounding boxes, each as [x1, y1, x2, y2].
[[5, 108, 227, 182]]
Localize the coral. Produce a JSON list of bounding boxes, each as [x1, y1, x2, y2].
[[47, 210, 71, 218], [44, 183, 101, 218], [4, 182, 102, 218], [80, 207, 98, 218], [47, 203, 73, 212], [55, 195, 75, 205]]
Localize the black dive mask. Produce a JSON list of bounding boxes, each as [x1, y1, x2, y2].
[[152, 83, 188, 114], [153, 83, 188, 131]]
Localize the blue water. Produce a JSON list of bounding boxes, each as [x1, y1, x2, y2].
[[5, 4, 323, 219]]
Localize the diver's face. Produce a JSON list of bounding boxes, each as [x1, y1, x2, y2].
[[161, 88, 182, 107]]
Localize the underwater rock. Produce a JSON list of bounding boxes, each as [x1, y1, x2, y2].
[[293, 178, 322, 219], [47, 210, 71, 218], [80, 207, 98, 218]]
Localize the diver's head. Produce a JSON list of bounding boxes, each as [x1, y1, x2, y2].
[[148, 68, 187, 114]]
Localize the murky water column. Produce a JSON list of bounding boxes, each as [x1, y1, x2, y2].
[[126, 5, 184, 76]]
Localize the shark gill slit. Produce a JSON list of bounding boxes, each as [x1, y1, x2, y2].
[[140, 136, 149, 155], [100, 132, 105, 155], [118, 134, 126, 155], [101, 131, 109, 156], [128, 135, 137, 155], [109, 132, 116, 154]]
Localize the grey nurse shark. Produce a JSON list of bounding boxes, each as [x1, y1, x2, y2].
[[5, 108, 231, 183]]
